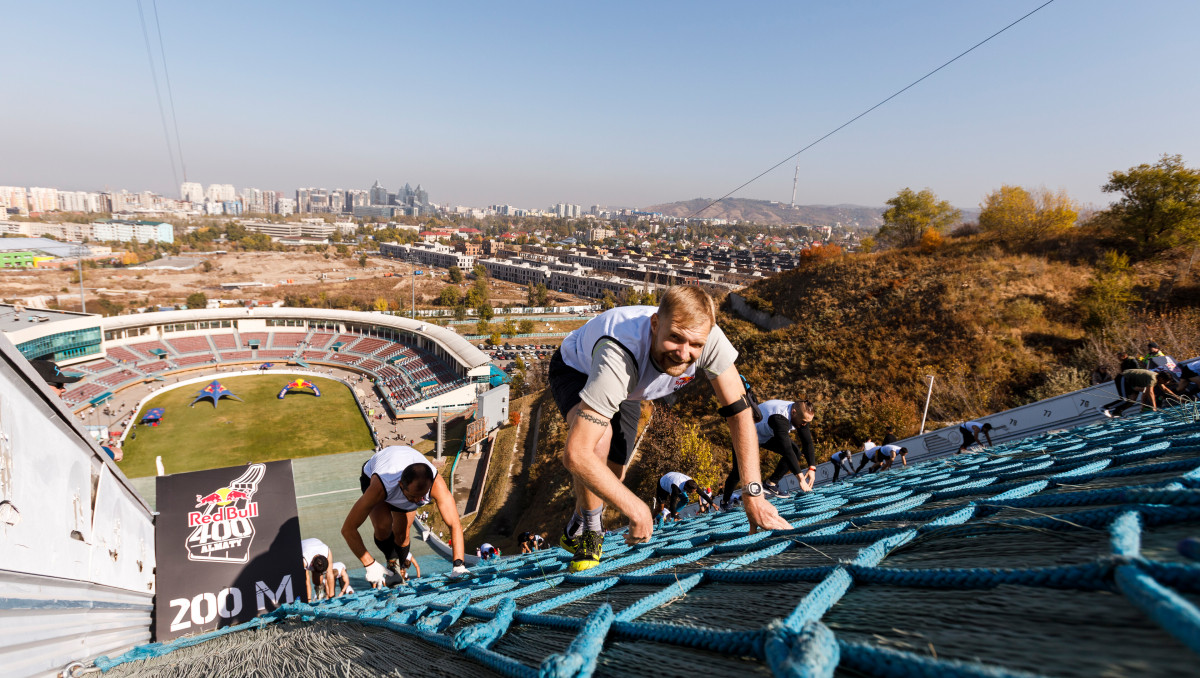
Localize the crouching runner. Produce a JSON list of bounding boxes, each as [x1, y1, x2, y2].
[[549, 285, 791, 572], [341, 445, 467, 587]]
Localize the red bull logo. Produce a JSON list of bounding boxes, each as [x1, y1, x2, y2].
[[186, 464, 265, 564]]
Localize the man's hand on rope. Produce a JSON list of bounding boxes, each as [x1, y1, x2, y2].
[[744, 495, 791, 534], [624, 503, 654, 545]]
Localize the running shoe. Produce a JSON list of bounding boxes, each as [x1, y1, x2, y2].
[[1097, 406, 1114, 418], [763, 481, 791, 498], [568, 530, 603, 572], [559, 532, 579, 555]]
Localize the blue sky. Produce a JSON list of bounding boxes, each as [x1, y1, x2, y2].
[[2, 1, 1198, 211]]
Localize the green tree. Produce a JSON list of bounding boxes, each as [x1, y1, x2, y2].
[[1101, 153, 1200, 253], [535, 283, 549, 307], [502, 318, 518, 336], [619, 287, 640, 307], [476, 318, 491, 335], [453, 304, 467, 321], [438, 286, 461, 306], [489, 332, 502, 347], [448, 266, 463, 283], [979, 185, 1077, 243], [185, 292, 208, 309], [1080, 250, 1139, 330], [600, 290, 617, 310], [359, 254, 368, 268], [878, 188, 961, 248], [518, 319, 534, 334]]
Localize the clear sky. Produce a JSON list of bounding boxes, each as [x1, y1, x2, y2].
[[2, 1, 1198, 211]]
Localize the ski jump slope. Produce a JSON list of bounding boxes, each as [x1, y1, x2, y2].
[[95, 408, 1200, 678]]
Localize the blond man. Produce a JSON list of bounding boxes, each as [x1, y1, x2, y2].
[[548, 285, 791, 571]]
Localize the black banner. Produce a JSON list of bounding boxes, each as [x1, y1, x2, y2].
[[154, 460, 303, 641]]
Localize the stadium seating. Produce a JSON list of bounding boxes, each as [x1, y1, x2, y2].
[[167, 336, 214, 355]]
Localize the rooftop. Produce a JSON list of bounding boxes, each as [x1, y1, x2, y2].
[[0, 303, 95, 334], [0, 237, 90, 258]]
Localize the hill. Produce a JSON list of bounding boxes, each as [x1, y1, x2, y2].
[[641, 198, 887, 227], [464, 234, 1200, 547]]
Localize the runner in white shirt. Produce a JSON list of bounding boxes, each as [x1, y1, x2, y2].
[[547, 287, 791, 572], [656, 471, 718, 519], [341, 445, 468, 588], [329, 561, 353, 596], [300, 537, 333, 601], [830, 449, 857, 482]]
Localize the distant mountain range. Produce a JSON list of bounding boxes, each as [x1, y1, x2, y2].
[[641, 198, 886, 228]]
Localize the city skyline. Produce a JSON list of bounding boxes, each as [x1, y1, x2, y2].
[[2, 2, 1199, 211]]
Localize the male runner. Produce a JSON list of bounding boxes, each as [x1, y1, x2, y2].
[[341, 445, 468, 588], [301, 537, 334, 601], [957, 421, 994, 453], [329, 561, 354, 596], [549, 286, 790, 572], [656, 471, 718, 519], [830, 449, 857, 482]]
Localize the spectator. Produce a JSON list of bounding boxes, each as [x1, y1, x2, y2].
[[1090, 365, 1112, 385]]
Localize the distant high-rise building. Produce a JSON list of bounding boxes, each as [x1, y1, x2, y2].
[[369, 180, 388, 206], [180, 182, 204, 202], [329, 190, 344, 214], [346, 189, 369, 212], [27, 187, 58, 213], [277, 197, 296, 216], [205, 183, 236, 203], [0, 187, 30, 215]]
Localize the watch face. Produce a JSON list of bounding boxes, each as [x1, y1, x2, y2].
[[747, 482, 762, 496]]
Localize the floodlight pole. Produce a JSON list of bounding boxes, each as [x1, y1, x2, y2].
[[919, 375, 935, 435], [410, 251, 416, 320], [77, 245, 86, 313]]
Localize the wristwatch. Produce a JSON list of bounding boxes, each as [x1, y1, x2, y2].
[[744, 482, 763, 498]]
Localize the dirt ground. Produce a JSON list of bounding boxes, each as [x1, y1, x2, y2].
[[0, 251, 588, 311]]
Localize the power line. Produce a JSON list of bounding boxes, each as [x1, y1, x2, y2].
[[153, 0, 188, 184], [136, 0, 180, 192], [688, 0, 1058, 219]]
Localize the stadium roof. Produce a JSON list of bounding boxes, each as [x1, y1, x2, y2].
[[0, 303, 95, 334], [95, 410, 1200, 677], [0, 237, 90, 258]]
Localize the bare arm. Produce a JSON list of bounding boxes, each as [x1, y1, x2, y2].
[[430, 476, 465, 562], [324, 550, 334, 599], [304, 568, 313, 602], [342, 478, 386, 567], [412, 558, 421, 578], [710, 366, 791, 533], [563, 405, 653, 542], [1144, 387, 1157, 411]]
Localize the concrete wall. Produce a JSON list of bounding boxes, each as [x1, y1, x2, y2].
[[0, 334, 155, 677], [726, 293, 793, 331]]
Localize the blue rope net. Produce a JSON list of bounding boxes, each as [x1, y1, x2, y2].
[[97, 411, 1200, 678]]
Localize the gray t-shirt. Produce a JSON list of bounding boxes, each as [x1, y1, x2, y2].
[[578, 324, 738, 419]]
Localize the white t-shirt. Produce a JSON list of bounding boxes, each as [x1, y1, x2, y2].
[[862, 445, 881, 459], [659, 471, 692, 493], [878, 444, 901, 459], [754, 400, 795, 444], [331, 561, 346, 576], [961, 421, 982, 431], [831, 450, 851, 463], [363, 446, 437, 511], [301, 538, 330, 570]]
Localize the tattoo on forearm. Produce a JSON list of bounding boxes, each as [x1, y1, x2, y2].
[[578, 411, 610, 427]]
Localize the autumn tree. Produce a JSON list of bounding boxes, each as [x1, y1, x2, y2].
[[979, 185, 1077, 243], [1102, 154, 1200, 253], [878, 188, 961, 248], [186, 292, 208, 309], [448, 266, 463, 283], [1080, 250, 1139, 330], [373, 297, 388, 312], [518, 319, 535, 334]]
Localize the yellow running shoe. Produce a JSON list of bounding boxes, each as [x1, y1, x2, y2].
[[568, 530, 603, 572]]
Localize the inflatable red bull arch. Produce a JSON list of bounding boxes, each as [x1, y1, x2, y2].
[[277, 378, 321, 399]]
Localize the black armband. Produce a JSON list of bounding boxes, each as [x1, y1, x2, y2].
[[453, 558, 464, 567], [717, 394, 753, 418]]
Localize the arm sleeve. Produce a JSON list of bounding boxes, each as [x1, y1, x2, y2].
[[796, 427, 816, 468], [698, 324, 739, 378], [767, 414, 792, 448], [577, 339, 639, 419]]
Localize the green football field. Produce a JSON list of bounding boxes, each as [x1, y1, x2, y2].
[[119, 374, 375, 478]]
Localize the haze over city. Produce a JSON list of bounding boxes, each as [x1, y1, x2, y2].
[[3, 0, 1199, 210]]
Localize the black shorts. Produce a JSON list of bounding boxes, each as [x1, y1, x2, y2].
[[548, 349, 642, 466], [959, 427, 976, 447], [360, 463, 409, 513]]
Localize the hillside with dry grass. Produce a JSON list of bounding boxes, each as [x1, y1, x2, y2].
[[462, 233, 1200, 546]]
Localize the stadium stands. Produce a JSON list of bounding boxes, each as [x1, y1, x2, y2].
[[271, 333, 306, 348], [210, 334, 238, 350], [106, 346, 142, 363], [167, 336, 214, 355]]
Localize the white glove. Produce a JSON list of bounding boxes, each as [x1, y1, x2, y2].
[[450, 564, 470, 578], [341, 583, 354, 596], [364, 561, 388, 588]]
